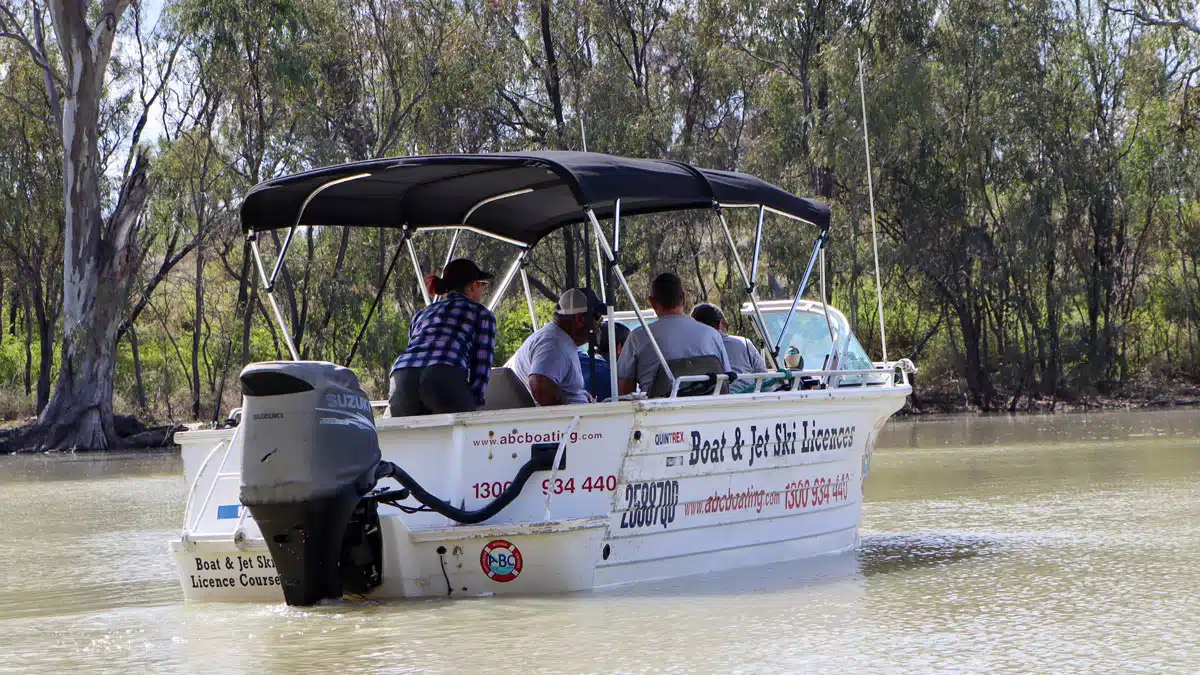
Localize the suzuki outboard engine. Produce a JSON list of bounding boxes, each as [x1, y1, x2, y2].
[[238, 361, 381, 606]]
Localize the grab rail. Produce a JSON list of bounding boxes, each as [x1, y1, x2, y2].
[[666, 364, 912, 399], [184, 423, 244, 537], [182, 438, 231, 530]]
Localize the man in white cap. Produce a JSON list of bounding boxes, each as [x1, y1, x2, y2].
[[511, 288, 605, 406]]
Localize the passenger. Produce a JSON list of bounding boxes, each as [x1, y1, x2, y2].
[[691, 303, 767, 392], [388, 258, 496, 416], [579, 322, 631, 402], [616, 272, 730, 395], [511, 288, 605, 406]]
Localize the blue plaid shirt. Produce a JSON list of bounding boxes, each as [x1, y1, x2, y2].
[[392, 293, 497, 405]]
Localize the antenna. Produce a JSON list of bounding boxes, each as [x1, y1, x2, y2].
[[579, 115, 588, 152], [858, 48, 888, 363]]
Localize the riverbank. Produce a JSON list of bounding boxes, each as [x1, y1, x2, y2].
[[1, 381, 1196, 453], [900, 379, 1200, 416]]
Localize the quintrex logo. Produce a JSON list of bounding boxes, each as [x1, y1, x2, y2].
[[654, 431, 685, 445], [689, 420, 857, 467]]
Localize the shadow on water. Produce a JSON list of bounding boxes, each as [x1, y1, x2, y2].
[[302, 533, 1005, 609], [857, 532, 1001, 577], [615, 532, 1001, 597]]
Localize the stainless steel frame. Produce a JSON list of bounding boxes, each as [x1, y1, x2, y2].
[[407, 237, 431, 306], [586, 208, 674, 387], [486, 251, 528, 312], [252, 171, 831, 385], [772, 230, 827, 359], [714, 206, 780, 371]]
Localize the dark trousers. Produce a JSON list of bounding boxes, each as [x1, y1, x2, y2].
[[388, 365, 476, 417]]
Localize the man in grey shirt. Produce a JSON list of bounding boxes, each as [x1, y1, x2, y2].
[[692, 303, 768, 392], [511, 288, 605, 405], [617, 273, 729, 395]]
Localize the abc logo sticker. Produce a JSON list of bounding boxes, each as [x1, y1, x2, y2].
[[480, 539, 523, 582]]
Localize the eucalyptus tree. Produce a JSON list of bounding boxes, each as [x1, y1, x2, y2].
[[0, 0, 179, 449], [0, 51, 63, 413]]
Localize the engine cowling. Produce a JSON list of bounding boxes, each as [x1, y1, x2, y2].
[[237, 361, 381, 606]]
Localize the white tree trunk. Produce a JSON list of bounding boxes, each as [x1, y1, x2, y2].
[[31, 0, 152, 450]]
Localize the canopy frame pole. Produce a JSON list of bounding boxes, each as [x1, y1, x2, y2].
[[583, 219, 596, 389], [613, 198, 622, 257], [420, 225, 529, 249], [487, 250, 528, 312], [819, 248, 838, 386], [407, 237, 431, 306], [462, 188, 535, 224], [520, 267, 539, 331], [443, 187, 536, 266], [345, 229, 411, 367], [714, 205, 780, 371], [605, 200, 620, 401], [593, 228, 606, 300], [442, 229, 461, 270], [267, 172, 372, 290], [268, 227, 297, 291], [250, 236, 300, 361], [772, 230, 827, 358], [586, 208, 672, 390], [606, 305, 618, 401], [819, 249, 837, 346], [715, 203, 820, 227], [750, 205, 765, 286]]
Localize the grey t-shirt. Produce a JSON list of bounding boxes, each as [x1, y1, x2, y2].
[[616, 314, 730, 392], [723, 334, 767, 391], [511, 323, 589, 404]]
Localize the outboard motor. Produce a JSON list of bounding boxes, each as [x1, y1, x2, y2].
[[238, 361, 382, 606]]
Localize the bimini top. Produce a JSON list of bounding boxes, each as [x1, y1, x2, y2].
[[240, 151, 830, 246]]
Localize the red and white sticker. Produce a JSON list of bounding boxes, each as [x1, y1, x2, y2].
[[480, 539, 523, 582]]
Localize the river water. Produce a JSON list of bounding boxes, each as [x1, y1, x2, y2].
[[1, 409, 1197, 673]]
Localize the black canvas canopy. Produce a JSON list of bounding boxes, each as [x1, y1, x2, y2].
[[241, 151, 830, 246]]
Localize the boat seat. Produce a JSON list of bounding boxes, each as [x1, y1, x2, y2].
[[479, 367, 536, 411], [648, 355, 728, 398]]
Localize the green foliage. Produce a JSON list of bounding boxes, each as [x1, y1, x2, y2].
[[1, 0, 1198, 422], [495, 298, 557, 366]]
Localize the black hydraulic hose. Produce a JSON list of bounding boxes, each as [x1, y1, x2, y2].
[[376, 456, 545, 525]]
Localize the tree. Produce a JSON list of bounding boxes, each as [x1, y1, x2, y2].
[[1105, 1, 1200, 35], [0, 0, 157, 449]]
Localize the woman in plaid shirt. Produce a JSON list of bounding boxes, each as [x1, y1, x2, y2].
[[388, 258, 497, 416]]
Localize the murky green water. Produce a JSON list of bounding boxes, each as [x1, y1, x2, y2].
[[1, 409, 1197, 673]]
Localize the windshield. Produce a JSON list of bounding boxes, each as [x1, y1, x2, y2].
[[760, 311, 841, 371], [612, 307, 881, 381]]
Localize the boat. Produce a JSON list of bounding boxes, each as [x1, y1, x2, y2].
[[171, 152, 915, 605]]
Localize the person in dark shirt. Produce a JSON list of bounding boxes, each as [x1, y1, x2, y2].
[[388, 258, 496, 416], [579, 322, 630, 402]]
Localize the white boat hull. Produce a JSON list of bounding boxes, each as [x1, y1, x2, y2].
[[172, 386, 905, 602]]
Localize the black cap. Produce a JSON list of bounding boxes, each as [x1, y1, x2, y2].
[[441, 258, 493, 287]]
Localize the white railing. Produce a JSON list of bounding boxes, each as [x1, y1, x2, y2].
[[666, 363, 913, 399], [181, 423, 247, 545]]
